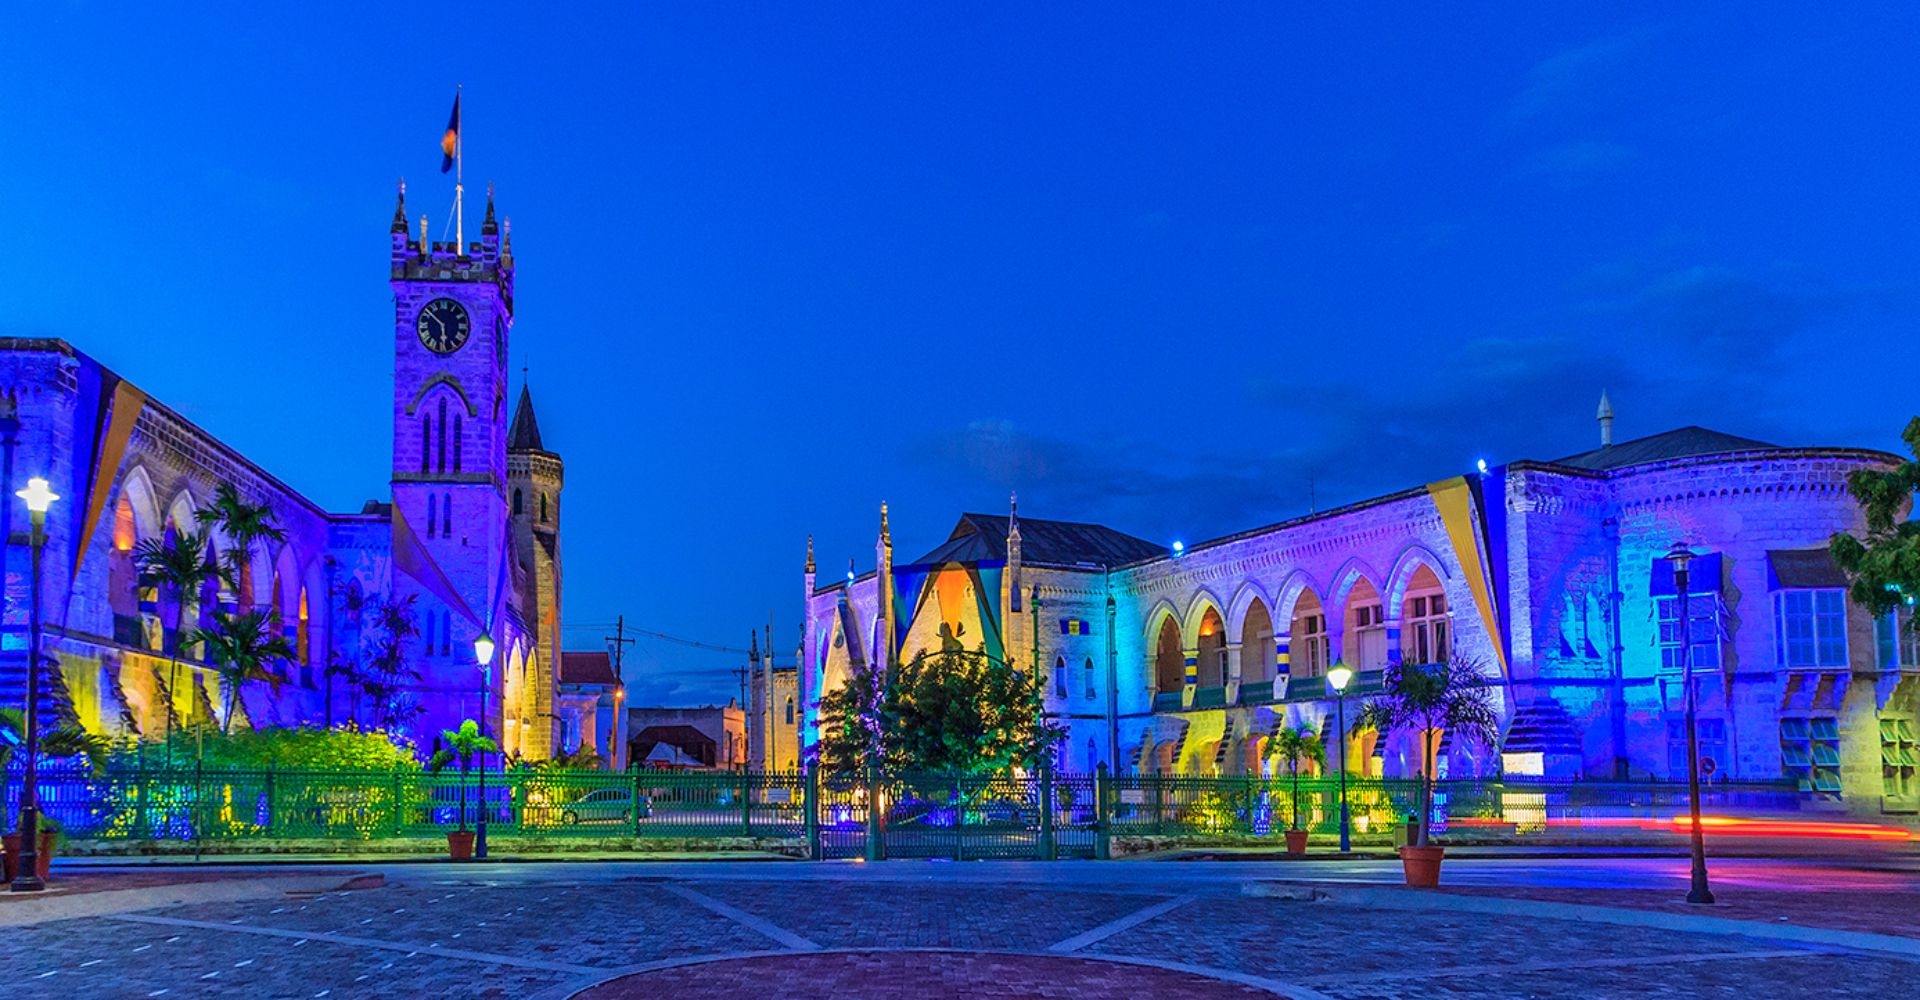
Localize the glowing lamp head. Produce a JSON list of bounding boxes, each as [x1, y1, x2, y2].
[[1476, 458, 1489, 476], [1326, 663, 1354, 693], [16, 477, 58, 515], [1172, 540, 1185, 556], [473, 632, 496, 667], [1663, 542, 1695, 573]]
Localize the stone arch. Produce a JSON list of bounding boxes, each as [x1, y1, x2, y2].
[[117, 465, 163, 542], [1383, 543, 1452, 613], [1225, 580, 1273, 638], [1194, 606, 1227, 688], [1327, 557, 1385, 611], [1180, 589, 1228, 648], [164, 489, 197, 534], [1150, 614, 1183, 694], [1240, 596, 1275, 686], [1270, 569, 1324, 629], [405, 373, 478, 417]]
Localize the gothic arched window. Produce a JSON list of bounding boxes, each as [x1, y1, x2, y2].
[[513, 489, 523, 516], [1053, 656, 1067, 699], [442, 494, 453, 538], [436, 398, 448, 473], [420, 415, 431, 473], [453, 414, 463, 473], [540, 493, 548, 523], [784, 696, 795, 725], [426, 493, 437, 537], [1084, 656, 1096, 700]]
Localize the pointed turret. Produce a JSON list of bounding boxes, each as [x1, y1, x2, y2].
[[508, 385, 546, 453], [1597, 390, 1615, 448], [877, 502, 894, 678], [805, 534, 816, 575], [1006, 491, 1023, 614], [482, 183, 499, 235]]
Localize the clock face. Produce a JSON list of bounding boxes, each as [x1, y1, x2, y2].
[[416, 298, 471, 354]]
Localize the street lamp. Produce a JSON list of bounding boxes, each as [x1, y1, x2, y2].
[[473, 631, 496, 860], [1326, 661, 1354, 854], [11, 476, 58, 892], [1664, 543, 1714, 905]]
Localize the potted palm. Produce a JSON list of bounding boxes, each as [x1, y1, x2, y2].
[[1355, 657, 1500, 887], [428, 719, 497, 861], [1265, 725, 1325, 855], [2, 708, 108, 882]]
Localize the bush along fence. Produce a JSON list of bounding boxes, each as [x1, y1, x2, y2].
[[3, 762, 1802, 859]]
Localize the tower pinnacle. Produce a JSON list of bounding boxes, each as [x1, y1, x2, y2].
[[391, 179, 409, 234], [1597, 390, 1615, 448], [805, 534, 816, 574]]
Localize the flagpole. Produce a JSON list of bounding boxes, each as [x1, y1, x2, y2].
[[455, 83, 464, 252]]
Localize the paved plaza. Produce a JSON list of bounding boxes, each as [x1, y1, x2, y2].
[[2, 855, 1917, 998]]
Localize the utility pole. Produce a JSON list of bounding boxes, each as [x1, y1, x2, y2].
[[605, 615, 634, 769]]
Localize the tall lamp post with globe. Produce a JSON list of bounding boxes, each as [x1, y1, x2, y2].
[[11, 476, 59, 892], [474, 632, 496, 860], [1326, 662, 1354, 854], [1664, 543, 1714, 905]]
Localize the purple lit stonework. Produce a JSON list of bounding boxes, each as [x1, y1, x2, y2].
[[0, 188, 604, 765], [804, 421, 1916, 813]]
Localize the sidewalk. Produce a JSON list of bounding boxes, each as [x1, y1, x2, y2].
[[0, 868, 382, 926]]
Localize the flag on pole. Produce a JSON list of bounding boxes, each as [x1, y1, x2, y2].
[[440, 92, 461, 173]]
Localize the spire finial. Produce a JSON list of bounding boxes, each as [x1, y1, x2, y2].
[[879, 501, 890, 541], [805, 534, 816, 574], [391, 179, 409, 234], [1597, 389, 1615, 448], [482, 182, 498, 235]]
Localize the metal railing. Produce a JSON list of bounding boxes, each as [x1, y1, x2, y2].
[[4, 763, 1802, 858]]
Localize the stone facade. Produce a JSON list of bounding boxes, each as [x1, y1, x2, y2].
[[0, 186, 569, 759], [802, 423, 1917, 815]]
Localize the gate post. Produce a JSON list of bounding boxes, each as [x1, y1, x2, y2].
[[1094, 762, 1111, 860], [1152, 774, 1166, 836], [863, 762, 883, 862], [631, 768, 644, 838], [804, 765, 822, 860], [1038, 757, 1057, 861], [741, 768, 754, 836]]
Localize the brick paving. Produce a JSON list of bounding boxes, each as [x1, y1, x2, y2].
[[576, 952, 1276, 999], [0, 863, 1916, 998], [1432, 884, 1920, 938]]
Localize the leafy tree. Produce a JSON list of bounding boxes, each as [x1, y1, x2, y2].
[[193, 482, 287, 608], [813, 659, 888, 776], [1265, 725, 1325, 832], [184, 609, 295, 734], [1832, 417, 1920, 631], [812, 648, 1065, 776], [1354, 658, 1501, 847], [428, 719, 498, 832]]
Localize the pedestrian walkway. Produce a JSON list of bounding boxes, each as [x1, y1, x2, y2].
[[1, 858, 1915, 997]]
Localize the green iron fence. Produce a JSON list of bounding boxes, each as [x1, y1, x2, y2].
[[5, 764, 1802, 858]]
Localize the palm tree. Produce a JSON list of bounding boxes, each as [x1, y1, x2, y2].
[[0, 708, 108, 775], [193, 482, 285, 609], [135, 526, 229, 747], [1354, 657, 1502, 847], [1265, 725, 1326, 832], [429, 719, 499, 832], [184, 610, 294, 734]]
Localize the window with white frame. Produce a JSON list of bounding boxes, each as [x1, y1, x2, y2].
[[1656, 595, 1722, 675], [1295, 613, 1328, 676], [1083, 656, 1096, 700], [1406, 592, 1448, 664], [1774, 590, 1848, 669]]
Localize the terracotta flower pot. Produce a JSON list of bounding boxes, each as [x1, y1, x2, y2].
[[1284, 829, 1310, 855], [1399, 844, 1445, 887], [3, 830, 58, 882], [446, 830, 476, 861]]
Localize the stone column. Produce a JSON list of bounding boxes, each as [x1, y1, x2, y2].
[[1224, 642, 1243, 704], [1181, 646, 1199, 708]]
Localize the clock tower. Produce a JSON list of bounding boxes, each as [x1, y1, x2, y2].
[[387, 182, 515, 739]]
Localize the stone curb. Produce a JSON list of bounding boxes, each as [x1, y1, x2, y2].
[[1244, 881, 1920, 959], [0, 871, 383, 927]]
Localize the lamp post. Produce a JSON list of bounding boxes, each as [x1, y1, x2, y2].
[[1326, 662, 1354, 854], [1664, 543, 1714, 905], [473, 632, 496, 861], [11, 476, 58, 892]]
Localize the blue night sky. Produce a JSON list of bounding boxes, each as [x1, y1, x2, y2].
[[3, 4, 1914, 704]]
